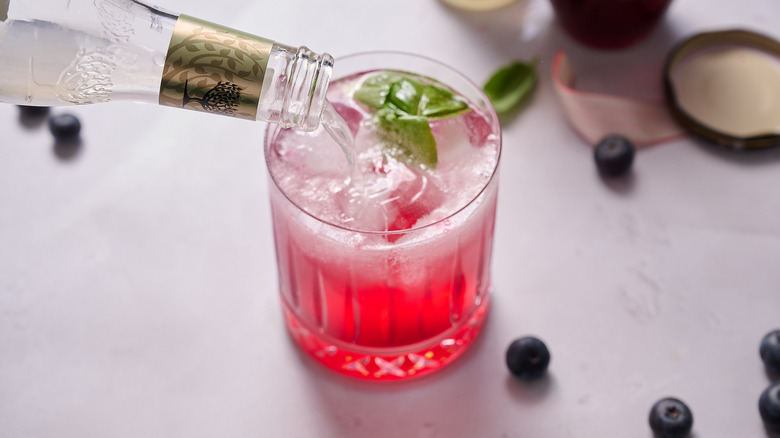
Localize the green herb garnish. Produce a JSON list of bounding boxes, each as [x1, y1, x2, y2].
[[483, 60, 537, 117], [376, 108, 438, 168], [355, 72, 469, 169], [354, 72, 401, 109]]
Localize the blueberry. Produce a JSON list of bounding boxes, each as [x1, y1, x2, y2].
[[648, 397, 693, 438], [594, 135, 635, 176], [760, 382, 780, 432], [761, 329, 780, 375], [48, 113, 81, 141], [505, 336, 550, 380]]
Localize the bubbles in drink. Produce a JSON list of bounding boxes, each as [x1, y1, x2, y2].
[[268, 70, 499, 234], [265, 63, 501, 380]]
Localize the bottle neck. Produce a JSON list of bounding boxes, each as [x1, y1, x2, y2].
[[158, 14, 333, 131], [273, 44, 334, 132]]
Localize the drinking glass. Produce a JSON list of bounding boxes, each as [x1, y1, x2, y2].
[[264, 52, 502, 381]]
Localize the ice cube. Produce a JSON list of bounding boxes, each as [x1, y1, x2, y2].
[[328, 101, 365, 137], [425, 110, 499, 224], [429, 113, 474, 166], [273, 126, 352, 178], [463, 109, 496, 147], [430, 108, 495, 145], [336, 183, 391, 233], [382, 164, 446, 233]]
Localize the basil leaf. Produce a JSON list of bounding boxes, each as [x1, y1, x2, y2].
[[385, 79, 424, 115], [377, 108, 437, 169], [354, 72, 401, 109], [419, 85, 469, 119], [483, 60, 537, 117], [354, 72, 473, 169]]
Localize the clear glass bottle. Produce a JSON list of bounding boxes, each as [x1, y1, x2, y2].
[[0, 0, 334, 130]]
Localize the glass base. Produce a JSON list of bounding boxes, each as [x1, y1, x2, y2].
[[282, 296, 491, 381]]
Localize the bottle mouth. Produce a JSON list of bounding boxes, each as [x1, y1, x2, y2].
[[287, 47, 334, 131]]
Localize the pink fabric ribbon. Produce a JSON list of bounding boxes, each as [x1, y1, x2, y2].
[[551, 49, 687, 147]]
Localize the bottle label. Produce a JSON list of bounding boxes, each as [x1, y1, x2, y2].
[[159, 15, 272, 120]]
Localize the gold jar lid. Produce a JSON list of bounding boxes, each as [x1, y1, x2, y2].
[[664, 29, 780, 150]]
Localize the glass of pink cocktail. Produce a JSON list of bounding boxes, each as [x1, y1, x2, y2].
[[264, 52, 501, 381]]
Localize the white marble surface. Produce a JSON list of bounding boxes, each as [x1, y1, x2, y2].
[[2, 0, 780, 437]]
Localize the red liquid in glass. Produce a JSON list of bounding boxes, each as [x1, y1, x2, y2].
[[270, 191, 497, 380]]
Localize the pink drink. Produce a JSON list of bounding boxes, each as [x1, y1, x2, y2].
[[265, 53, 500, 381]]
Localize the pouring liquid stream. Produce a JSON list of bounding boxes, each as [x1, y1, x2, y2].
[[319, 101, 371, 222], [320, 100, 356, 167]]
